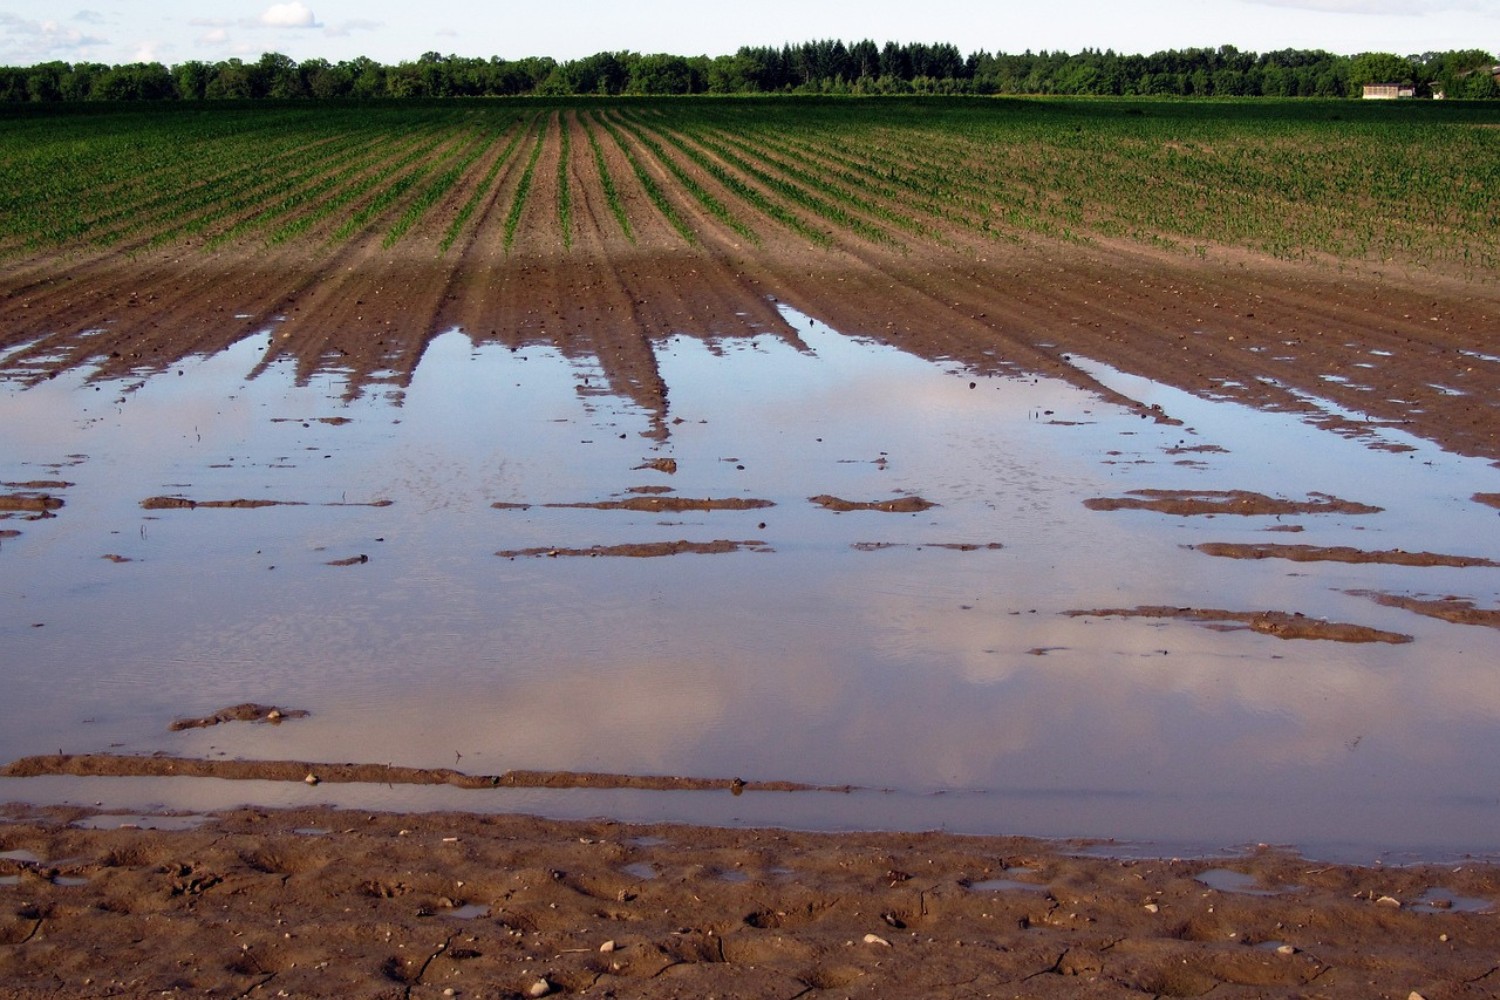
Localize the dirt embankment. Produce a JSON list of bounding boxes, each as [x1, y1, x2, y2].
[[2, 804, 1498, 1000]]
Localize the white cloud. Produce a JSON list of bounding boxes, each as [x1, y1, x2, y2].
[[72, 9, 108, 25], [132, 39, 168, 62], [197, 27, 231, 46], [259, 2, 319, 28], [0, 12, 109, 60], [324, 18, 383, 38]]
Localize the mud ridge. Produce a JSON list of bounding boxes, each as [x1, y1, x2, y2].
[[1065, 606, 1413, 643], [1195, 542, 1498, 567], [495, 540, 766, 558], [1084, 490, 1382, 516], [0, 755, 849, 793]]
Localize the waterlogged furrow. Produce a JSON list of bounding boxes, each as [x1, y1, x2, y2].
[[592, 112, 695, 245]]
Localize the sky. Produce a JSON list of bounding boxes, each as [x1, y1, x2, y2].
[[1, 0, 1496, 68]]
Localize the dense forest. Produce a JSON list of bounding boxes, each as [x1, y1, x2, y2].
[[2, 41, 1497, 103]]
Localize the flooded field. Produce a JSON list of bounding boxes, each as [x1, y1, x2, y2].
[[4, 304, 1498, 861]]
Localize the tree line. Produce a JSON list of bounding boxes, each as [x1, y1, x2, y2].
[[3, 41, 1497, 103]]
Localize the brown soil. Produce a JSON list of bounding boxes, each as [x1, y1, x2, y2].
[[167, 704, 311, 732], [495, 540, 765, 559], [0, 756, 837, 795], [1348, 591, 1500, 629], [1083, 490, 1383, 517], [1194, 543, 1499, 568], [139, 497, 306, 510], [141, 497, 393, 510], [3, 804, 1499, 1000], [851, 542, 1005, 551], [1065, 606, 1413, 644], [524, 497, 775, 513], [0, 495, 64, 514], [809, 495, 938, 513]]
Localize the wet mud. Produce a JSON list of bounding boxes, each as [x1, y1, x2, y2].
[[1349, 591, 1500, 630], [167, 704, 310, 733], [0, 755, 838, 794], [809, 494, 938, 513], [2, 805, 1499, 1000], [1194, 542, 1499, 568], [533, 497, 775, 513], [495, 540, 766, 559], [140, 496, 392, 509], [1065, 606, 1413, 644], [1084, 489, 1383, 517]]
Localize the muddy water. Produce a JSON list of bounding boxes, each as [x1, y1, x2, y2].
[[3, 307, 1499, 861]]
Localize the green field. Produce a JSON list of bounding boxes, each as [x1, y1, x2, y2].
[[3, 97, 1498, 274]]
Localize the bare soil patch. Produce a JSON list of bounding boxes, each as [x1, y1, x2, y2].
[[809, 494, 938, 513], [1194, 542, 1499, 568], [1084, 490, 1382, 517], [1349, 591, 1500, 629], [1065, 606, 1413, 643], [523, 497, 775, 513], [0, 495, 63, 514], [167, 704, 310, 732], [495, 540, 766, 559], [1, 756, 836, 794], [3, 804, 1498, 999]]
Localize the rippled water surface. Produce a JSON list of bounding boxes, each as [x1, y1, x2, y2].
[[3, 306, 1499, 861]]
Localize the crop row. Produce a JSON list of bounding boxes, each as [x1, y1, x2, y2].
[[1, 98, 1495, 274]]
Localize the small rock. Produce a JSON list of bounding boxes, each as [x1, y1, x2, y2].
[[599, 940, 616, 953], [1409, 993, 1427, 1000], [862, 933, 891, 947], [303, 773, 319, 785], [527, 978, 553, 997], [1143, 903, 1159, 914], [1376, 895, 1402, 908], [1276, 944, 1296, 955], [267, 709, 282, 721]]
